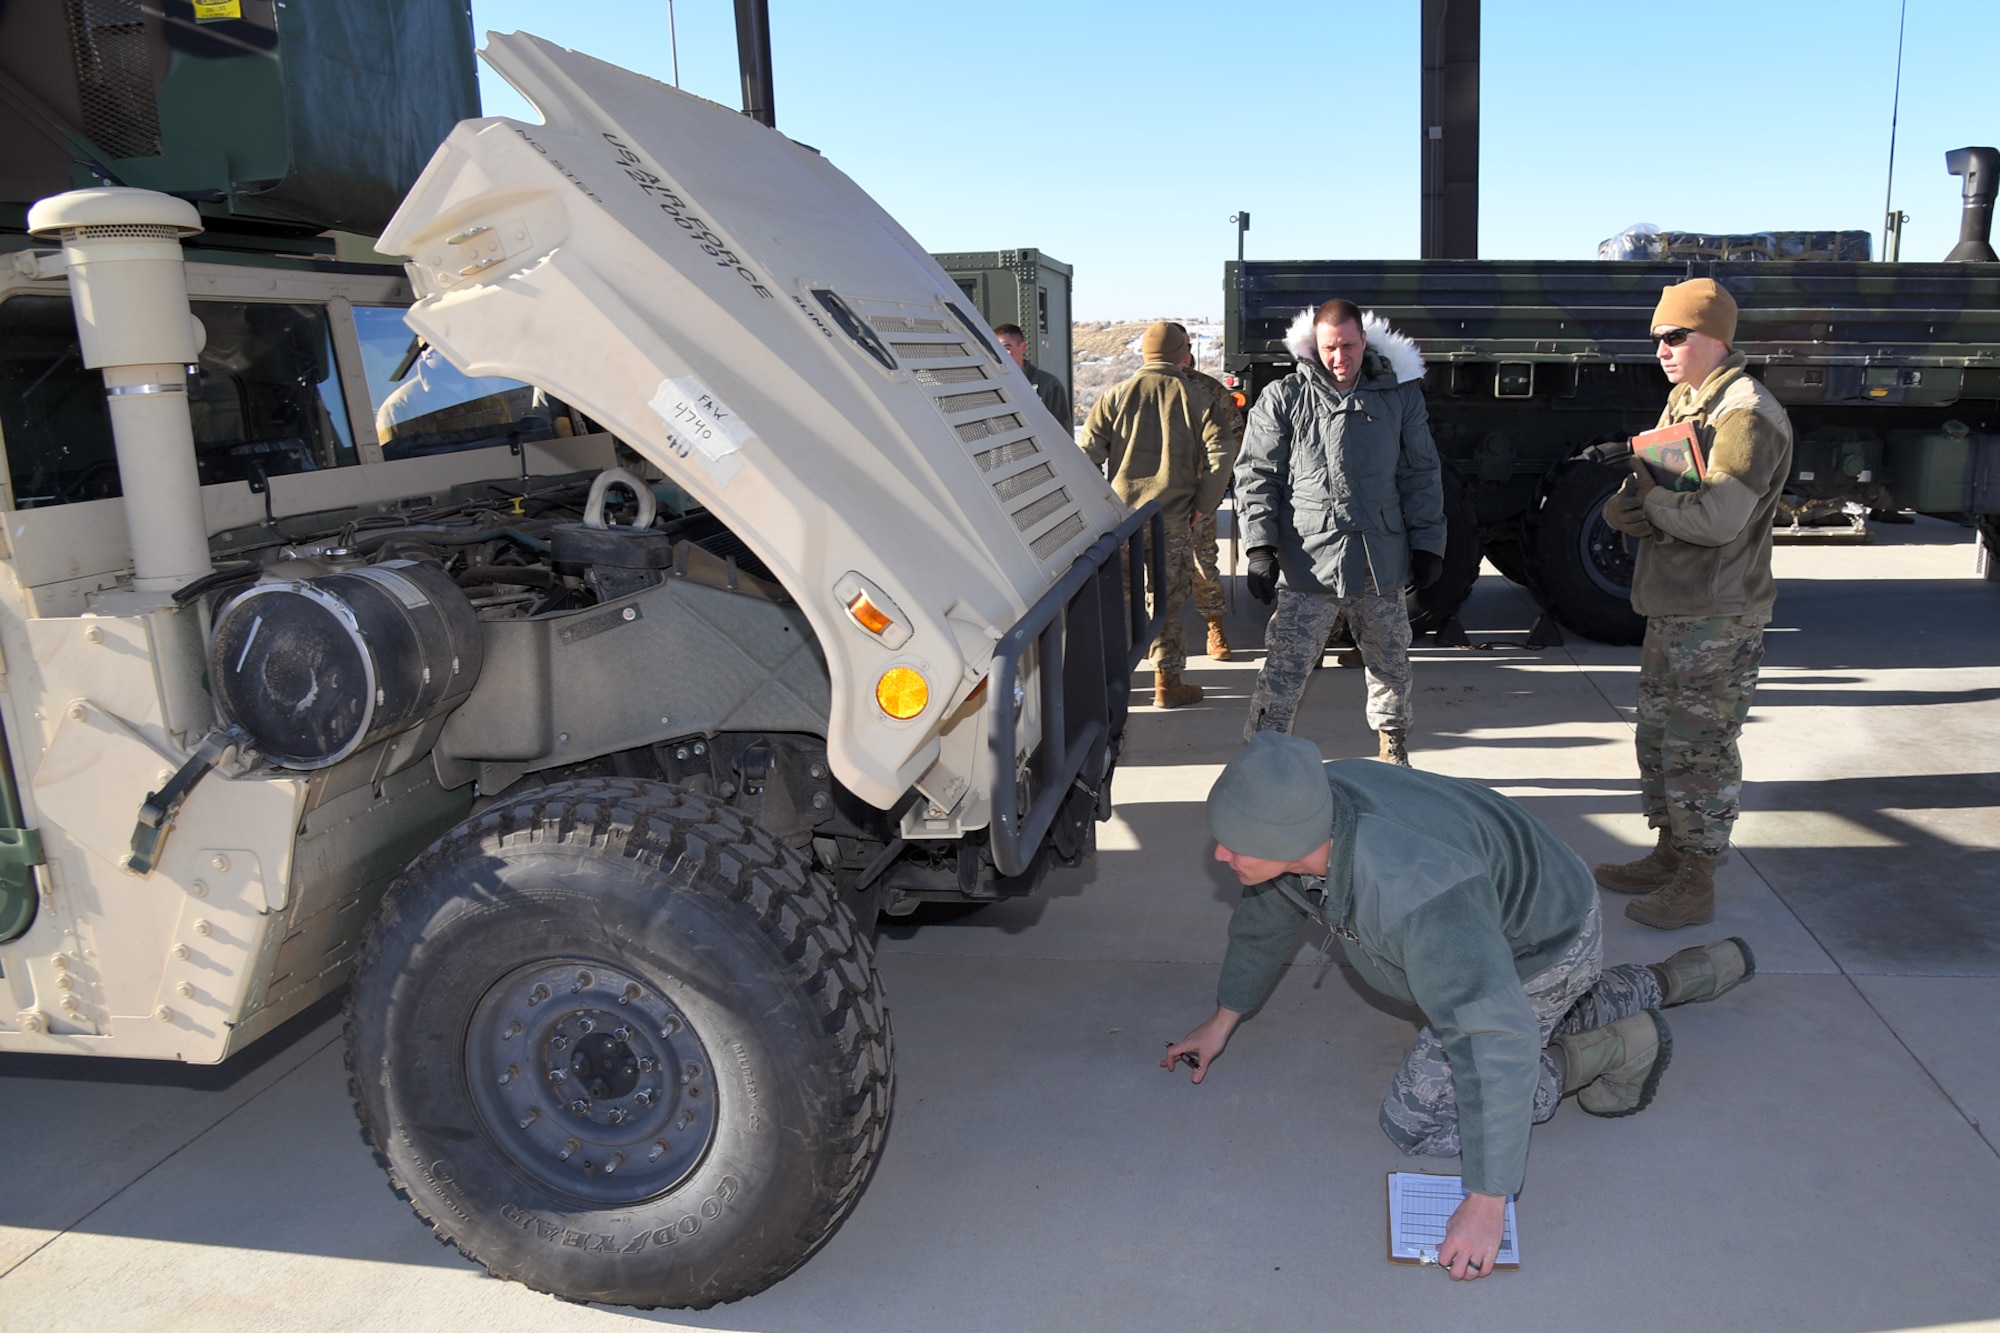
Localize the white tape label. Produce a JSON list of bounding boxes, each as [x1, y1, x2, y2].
[[649, 376, 754, 484]]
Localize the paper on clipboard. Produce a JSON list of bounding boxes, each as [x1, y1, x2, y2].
[[1387, 1172, 1520, 1268]]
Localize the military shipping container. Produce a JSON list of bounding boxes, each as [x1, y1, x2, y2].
[[934, 247, 1073, 417]]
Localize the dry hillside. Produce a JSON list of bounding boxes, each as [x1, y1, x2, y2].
[[1066, 318, 1224, 430]]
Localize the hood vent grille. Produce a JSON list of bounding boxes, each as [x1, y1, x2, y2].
[[973, 436, 1039, 470], [958, 413, 1024, 444], [915, 365, 989, 386], [871, 315, 951, 334], [1030, 513, 1087, 562], [1010, 487, 1072, 532], [992, 461, 1055, 501], [935, 389, 1007, 415], [862, 298, 1088, 567]]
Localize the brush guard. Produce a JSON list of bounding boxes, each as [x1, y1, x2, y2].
[[986, 503, 1164, 877]]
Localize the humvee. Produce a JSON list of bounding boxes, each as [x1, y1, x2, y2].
[[0, 28, 1156, 1309]]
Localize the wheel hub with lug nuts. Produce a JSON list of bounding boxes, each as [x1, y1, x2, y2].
[[465, 960, 718, 1205], [1581, 509, 1638, 599]]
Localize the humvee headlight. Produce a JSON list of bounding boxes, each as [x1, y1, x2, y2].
[[876, 667, 929, 719]]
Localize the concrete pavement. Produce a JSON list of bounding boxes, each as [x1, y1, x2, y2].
[[2, 517, 1997, 1332]]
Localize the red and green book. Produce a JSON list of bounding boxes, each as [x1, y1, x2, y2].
[[1628, 421, 1707, 492]]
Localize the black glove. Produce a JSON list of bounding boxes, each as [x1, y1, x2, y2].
[[1409, 549, 1444, 591], [1245, 547, 1280, 605]]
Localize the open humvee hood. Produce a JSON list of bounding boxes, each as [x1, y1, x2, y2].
[[378, 32, 1126, 808]]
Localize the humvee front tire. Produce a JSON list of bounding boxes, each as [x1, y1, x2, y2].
[[346, 778, 892, 1309]]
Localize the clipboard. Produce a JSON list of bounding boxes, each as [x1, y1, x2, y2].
[[1627, 421, 1707, 492], [1386, 1172, 1521, 1269]]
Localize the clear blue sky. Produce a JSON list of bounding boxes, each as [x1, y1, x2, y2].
[[467, 1, 2000, 320]]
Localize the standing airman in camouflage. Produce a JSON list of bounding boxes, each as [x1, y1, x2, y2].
[[1597, 279, 1794, 929], [1081, 321, 1231, 707], [1172, 324, 1242, 660], [1235, 300, 1445, 764]]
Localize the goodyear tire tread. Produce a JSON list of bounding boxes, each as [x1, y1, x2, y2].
[[345, 776, 892, 1310]]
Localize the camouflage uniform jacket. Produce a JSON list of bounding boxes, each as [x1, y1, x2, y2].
[[1215, 761, 1595, 1198], [1183, 365, 1242, 479], [1080, 361, 1230, 521], [1023, 358, 1072, 429], [1614, 352, 1794, 618], [1235, 342, 1445, 597]]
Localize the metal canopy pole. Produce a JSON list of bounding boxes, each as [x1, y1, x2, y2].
[[734, 0, 775, 128], [1419, 0, 1479, 260]]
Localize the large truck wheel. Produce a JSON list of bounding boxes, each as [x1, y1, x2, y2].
[[346, 777, 892, 1310], [1479, 518, 1531, 587], [1406, 464, 1483, 636], [1522, 454, 1646, 646]]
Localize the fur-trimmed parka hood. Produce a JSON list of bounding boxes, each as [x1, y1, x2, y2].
[[1283, 306, 1426, 385]]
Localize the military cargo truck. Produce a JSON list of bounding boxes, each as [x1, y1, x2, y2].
[[0, 18, 1154, 1311], [1224, 157, 2000, 644]]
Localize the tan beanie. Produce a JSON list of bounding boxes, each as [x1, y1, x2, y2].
[[1139, 321, 1188, 364], [1651, 278, 1738, 348]]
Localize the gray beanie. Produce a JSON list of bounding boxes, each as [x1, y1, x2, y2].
[[1206, 732, 1333, 862]]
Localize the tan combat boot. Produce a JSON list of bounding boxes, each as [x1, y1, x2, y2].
[[1593, 828, 1679, 895], [1625, 852, 1720, 930], [1154, 671, 1203, 708], [1552, 1010, 1672, 1117], [1205, 619, 1231, 661], [1650, 937, 1756, 1006], [1377, 729, 1410, 766]]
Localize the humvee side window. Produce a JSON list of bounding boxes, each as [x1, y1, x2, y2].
[[0, 294, 358, 508], [0, 295, 112, 509], [352, 305, 552, 460]]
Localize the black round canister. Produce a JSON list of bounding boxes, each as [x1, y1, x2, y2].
[[208, 559, 484, 769]]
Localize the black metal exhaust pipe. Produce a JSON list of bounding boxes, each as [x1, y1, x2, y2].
[[734, 0, 775, 128], [1944, 146, 1999, 262]]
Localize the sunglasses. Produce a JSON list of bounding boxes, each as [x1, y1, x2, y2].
[[1653, 328, 1693, 348]]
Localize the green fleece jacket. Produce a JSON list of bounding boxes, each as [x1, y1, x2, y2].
[[1023, 358, 1072, 428], [1216, 760, 1596, 1198], [1081, 362, 1231, 521], [1608, 353, 1794, 618]]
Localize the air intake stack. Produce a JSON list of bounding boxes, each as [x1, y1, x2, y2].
[[1944, 146, 2000, 262], [26, 187, 213, 593]]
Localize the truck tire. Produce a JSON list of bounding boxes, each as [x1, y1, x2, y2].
[[1479, 520, 1530, 587], [1523, 454, 1646, 645], [1406, 465, 1483, 636], [346, 777, 892, 1310]]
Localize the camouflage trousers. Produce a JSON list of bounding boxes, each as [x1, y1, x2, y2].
[[1191, 509, 1225, 620], [1137, 518, 1196, 675], [1244, 586, 1411, 740], [1636, 612, 1768, 858], [1378, 897, 1664, 1160]]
